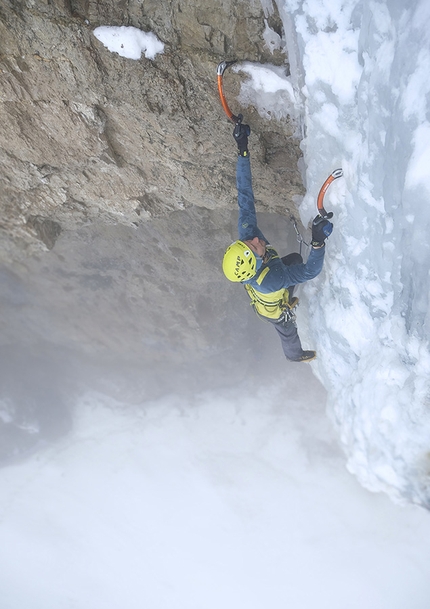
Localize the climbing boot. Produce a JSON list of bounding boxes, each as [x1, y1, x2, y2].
[[290, 350, 316, 363]]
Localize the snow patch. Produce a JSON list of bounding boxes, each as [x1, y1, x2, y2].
[[233, 62, 299, 123], [93, 26, 164, 60]]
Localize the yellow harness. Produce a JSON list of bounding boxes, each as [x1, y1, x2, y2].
[[243, 247, 293, 321]]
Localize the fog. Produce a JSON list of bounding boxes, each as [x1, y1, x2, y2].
[[2, 204, 430, 608], [0, 208, 307, 462]]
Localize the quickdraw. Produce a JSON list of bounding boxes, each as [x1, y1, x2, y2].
[[290, 215, 309, 256], [316, 168, 343, 219], [278, 306, 297, 326], [217, 60, 241, 124]]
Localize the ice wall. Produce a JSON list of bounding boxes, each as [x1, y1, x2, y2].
[[272, 0, 430, 506]]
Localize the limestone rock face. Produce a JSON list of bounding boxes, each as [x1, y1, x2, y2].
[[0, 0, 302, 257], [0, 0, 306, 459]]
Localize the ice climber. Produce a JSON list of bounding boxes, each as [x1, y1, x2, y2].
[[222, 122, 333, 363]]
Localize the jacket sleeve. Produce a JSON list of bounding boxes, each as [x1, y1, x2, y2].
[[255, 246, 326, 292], [236, 155, 267, 243], [282, 246, 325, 285]]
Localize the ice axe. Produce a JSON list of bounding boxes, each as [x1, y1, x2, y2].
[[316, 168, 343, 219], [217, 60, 241, 124]]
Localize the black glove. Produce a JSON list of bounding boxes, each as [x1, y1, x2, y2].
[[233, 121, 251, 157], [311, 215, 333, 247]]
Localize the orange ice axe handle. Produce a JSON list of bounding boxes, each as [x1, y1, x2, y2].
[[316, 168, 343, 219], [217, 60, 240, 124]]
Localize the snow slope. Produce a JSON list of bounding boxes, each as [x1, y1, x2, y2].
[[1, 380, 429, 609]]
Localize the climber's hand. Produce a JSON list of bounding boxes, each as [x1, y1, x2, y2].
[[233, 122, 251, 156], [311, 215, 333, 247]]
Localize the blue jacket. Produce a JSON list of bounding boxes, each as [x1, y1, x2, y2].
[[236, 154, 325, 293]]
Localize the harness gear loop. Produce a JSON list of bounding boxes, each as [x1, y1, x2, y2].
[[242, 245, 300, 323], [278, 306, 297, 326]]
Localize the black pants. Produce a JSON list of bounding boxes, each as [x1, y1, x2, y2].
[[270, 253, 304, 361]]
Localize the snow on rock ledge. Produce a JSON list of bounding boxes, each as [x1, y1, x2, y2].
[[93, 26, 165, 60]]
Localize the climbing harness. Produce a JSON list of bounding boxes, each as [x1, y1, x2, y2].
[[245, 283, 298, 325], [242, 246, 299, 324]]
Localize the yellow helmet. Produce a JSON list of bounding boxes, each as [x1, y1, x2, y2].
[[222, 240, 257, 282]]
